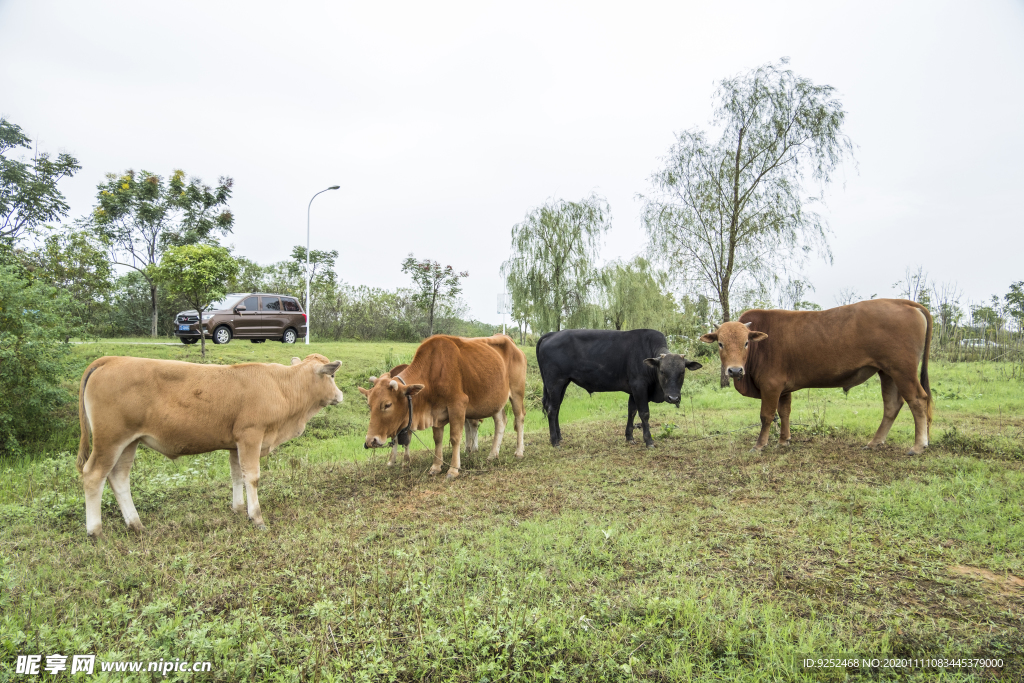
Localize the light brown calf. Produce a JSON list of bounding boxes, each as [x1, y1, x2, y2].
[[76, 354, 343, 537]]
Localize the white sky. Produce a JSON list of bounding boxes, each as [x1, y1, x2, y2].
[[2, 0, 1022, 323]]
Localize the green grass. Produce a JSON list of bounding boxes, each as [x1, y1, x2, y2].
[[1, 338, 1022, 681]]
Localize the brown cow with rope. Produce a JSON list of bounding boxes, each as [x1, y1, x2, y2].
[[359, 335, 527, 478], [701, 299, 933, 454]]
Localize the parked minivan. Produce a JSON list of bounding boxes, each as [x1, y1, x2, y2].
[[174, 293, 307, 345]]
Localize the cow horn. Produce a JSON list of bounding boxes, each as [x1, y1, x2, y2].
[[369, 376, 378, 383], [389, 380, 398, 390], [743, 321, 752, 328]]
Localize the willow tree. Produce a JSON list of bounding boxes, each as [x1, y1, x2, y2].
[[641, 59, 853, 324], [501, 194, 610, 333], [600, 257, 676, 331]]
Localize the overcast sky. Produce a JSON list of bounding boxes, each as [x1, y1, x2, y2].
[[2, 0, 1022, 324]]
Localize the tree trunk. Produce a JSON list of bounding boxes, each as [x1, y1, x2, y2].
[[198, 306, 206, 360], [150, 283, 159, 338]]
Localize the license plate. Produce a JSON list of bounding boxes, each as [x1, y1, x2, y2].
[[179, 325, 191, 331]]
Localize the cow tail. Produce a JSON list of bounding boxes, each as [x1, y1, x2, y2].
[[920, 303, 934, 435], [76, 365, 97, 474]]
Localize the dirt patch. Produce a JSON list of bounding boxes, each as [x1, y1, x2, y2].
[[949, 565, 1024, 597]]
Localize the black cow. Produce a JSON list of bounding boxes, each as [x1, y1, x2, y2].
[[536, 329, 703, 448]]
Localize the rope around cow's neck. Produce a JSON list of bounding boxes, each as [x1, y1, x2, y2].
[[393, 374, 414, 445]]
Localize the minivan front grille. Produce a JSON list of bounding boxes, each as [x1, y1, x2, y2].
[[177, 315, 199, 324]]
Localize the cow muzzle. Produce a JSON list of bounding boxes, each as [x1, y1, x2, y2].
[[666, 394, 680, 406], [364, 436, 387, 449], [726, 366, 745, 378]]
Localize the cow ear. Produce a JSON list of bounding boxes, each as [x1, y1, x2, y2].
[[747, 331, 768, 342], [685, 360, 703, 371], [699, 332, 718, 343], [291, 357, 302, 365], [318, 361, 341, 376], [357, 386, 370, 398], [643, 357, 661, 368], [404, 384, 425, 397]]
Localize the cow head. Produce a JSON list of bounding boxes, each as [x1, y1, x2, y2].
[[291, 354, 344, 405], [700, 322, 768, 380], [358, 373, 424, 448], [643, 353, 703, 406]]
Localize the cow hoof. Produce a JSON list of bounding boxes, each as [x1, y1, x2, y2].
[[749, 446, 763, 454], [86, 529, 103, 541], [645, 442, 655, 449], [127, 522, 145, 533], [428, 467, 442, 476], [626, 438, 636, 445], [253, 521, 268, 530], [515, 453, 524, 460], [779, 439, 792, 447], [906, 447, 924, 456], [446, 469, 460, 480]]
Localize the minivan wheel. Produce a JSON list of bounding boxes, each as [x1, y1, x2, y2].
[[282, 328, 297, 344], [213, 326, 232, 345]]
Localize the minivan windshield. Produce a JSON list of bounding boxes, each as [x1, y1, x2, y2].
[[207, 294, 247, 312]]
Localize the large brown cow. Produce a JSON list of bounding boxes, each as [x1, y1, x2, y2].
[[76, 353, 343, 537], [700, 299, 933, 454], [358, 335, 527, 478], [369, 364, 486, 468]]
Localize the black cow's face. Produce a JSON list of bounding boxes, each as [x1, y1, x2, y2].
[[643, 353, 703, 405]]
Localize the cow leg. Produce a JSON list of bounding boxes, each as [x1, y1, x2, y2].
[[429, 426, 445, 475], [632, 391, 655, 448], [228, 449, 245, 513], [447, 406, 467, 479], [106, 439, 143, 533], [892, 371, 930, 455], [753, 390, 782, 451], [82, 435, 129, 539], [544, 380, 569, 447], [778, 393, 793, 446], [387, 441, 398, 466], [237, 441, 267, 529], [626, 395, 639, 444], [865, 371, 903, 450], [510, 392, 526, 459], [402, 443, 411, 469], [487, 409, 507, 462]]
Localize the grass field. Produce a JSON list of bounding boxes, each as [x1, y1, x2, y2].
[[1, 338, 1022, 681]]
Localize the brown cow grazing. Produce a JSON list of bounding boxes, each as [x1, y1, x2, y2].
[[367, 364, 485, 468], [76, 353, 343, 538], [358, 334, 527, 478], [700, 299, 933, 454]]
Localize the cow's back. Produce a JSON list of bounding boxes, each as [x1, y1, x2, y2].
[[739, 299, 931, 392], [81, 356, 302, 455], [537, 329, 667, 392]]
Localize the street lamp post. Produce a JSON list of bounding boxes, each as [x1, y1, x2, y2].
[[306, 185, 340, 345]]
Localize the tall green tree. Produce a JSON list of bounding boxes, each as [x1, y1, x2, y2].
[[401, 254, 469, 337], [23, 227, 113, 332], [0, 119, 81, 248], [641, 59, 853, 323], [157, 244, 239, 359], [91, 169, 234, 337], [501, 194, 611, 333], [600, 257, 676, 331]]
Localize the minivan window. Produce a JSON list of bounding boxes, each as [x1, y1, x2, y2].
[[282, 298, 301, 312], [261, 297, 281, 311], [240, 296, 258, 312]]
